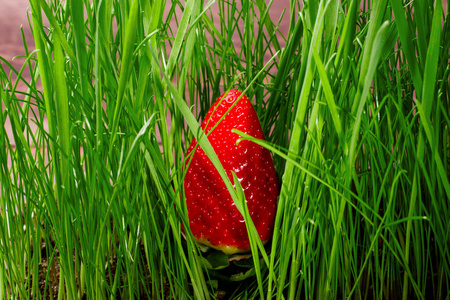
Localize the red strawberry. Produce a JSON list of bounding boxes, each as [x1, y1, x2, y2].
[[184, 89, 279, 254]]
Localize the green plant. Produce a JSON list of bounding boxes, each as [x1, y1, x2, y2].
[[0, 0, 449, 299]]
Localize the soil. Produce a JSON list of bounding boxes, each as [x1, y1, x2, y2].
[[27, 240, 159, 299]]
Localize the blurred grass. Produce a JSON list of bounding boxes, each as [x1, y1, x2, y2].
[[0, 0, 449, 299]]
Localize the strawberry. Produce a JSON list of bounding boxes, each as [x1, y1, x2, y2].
[[184, 89, 279, 255]]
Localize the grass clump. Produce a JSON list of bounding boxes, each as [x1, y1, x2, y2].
[[0, 0, 449, 299]]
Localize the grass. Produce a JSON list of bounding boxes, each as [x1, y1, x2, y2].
[[0, 0, 449, 298]]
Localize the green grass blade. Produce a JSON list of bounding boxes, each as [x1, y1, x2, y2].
[[312, 50, 343, 144], [109, 0, 140, 152], [53, 34, 71, 184], [390, 0, 423, 96], [38, 0, 77, 62], [69, 0, 89, 100], [421, 0, 442, 118]]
